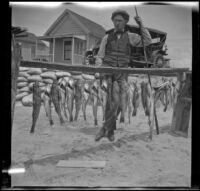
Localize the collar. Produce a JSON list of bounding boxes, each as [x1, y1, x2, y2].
[[114, 28, 125, 34]]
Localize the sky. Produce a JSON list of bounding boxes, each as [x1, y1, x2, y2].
[[11, 2, 194, 40]]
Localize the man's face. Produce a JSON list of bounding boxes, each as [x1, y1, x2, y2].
[[112, 15, 126, 31]]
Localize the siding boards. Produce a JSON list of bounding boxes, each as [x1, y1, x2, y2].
[[73, 54, 84, 65], [50, 14, 85, 37]]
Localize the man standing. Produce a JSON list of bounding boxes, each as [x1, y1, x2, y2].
[[95, 9, 152, 142]]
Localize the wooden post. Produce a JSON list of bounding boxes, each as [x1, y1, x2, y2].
[[53, 38, 55, 62], [149, 95, 155, 140], [171, 72, 192, 136], [86, 34, 90, 50], [171, 72, 184, 131], [11, 37, 21, 127], [72, 36, 74, 65], [188, 103, 192, 138], [35, 39, 38, 59]]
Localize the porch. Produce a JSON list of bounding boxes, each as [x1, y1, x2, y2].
[[37, 34, 87, 64]]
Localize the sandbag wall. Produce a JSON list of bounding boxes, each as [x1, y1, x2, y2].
[[16, 67, 174, 108], [16, 67, 88, 107]]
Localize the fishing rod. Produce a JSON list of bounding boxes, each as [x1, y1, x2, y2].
[[134, 6, 152, 87], [134, 5, 159, 135]]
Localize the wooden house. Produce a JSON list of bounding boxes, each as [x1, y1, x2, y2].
[[15, 32, 49, 61], [38, 9, 106, 64]]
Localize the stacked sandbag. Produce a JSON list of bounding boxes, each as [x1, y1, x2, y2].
[[28, 75, 43, 82], [21, 93, 33, 107], [19, 67, 29, 72], [27, 68, 42, 75], [17, 76, 28, 83], [40, 72, 57, 94], [16, 67, 33, 104], [17, 86, 30, 94], [19, 71, 30, 79], [42, 78, 53, 84], [16, 66, 97, 107], [82, 73, 95, 81], [17, 81, 28, 88], [73, 74, 83, 80], [40, 71, 57, 80], [15, 67, 65, 106], [55, 71, 71, 78], [16, 92, 29, 101]]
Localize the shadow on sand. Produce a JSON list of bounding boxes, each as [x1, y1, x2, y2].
[[23, 124, 179, 169]]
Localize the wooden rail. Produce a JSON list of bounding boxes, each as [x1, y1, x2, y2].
[[20, 60, 190, 76]]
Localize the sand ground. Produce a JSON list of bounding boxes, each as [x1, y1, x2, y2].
[[11, 102, 191, 187]]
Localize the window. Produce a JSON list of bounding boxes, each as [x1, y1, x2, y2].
[[64, 40, 72, 61], [74, 38, 85, 55]]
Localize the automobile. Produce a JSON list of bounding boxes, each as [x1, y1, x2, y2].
[[82, 47, 99, 66], [122, 24, 170, 68], [83, 24, 170, 68]]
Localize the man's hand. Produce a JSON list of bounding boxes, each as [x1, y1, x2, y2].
[[134, 16, 143, 27]]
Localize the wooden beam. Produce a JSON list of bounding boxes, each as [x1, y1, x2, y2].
[[35, 39, 38, 58], [20, 60, 189, 76]]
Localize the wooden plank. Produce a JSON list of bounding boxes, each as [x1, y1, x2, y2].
[[171, 72, 185, 131], [171, 72, 192, 134], [56, 160, 106, 168], [11, 39, 21, 127], [20, 60, 189, 76]]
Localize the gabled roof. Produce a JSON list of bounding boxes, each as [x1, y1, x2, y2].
[[12, 26, 27, 37], [44, 9, 105, 38], [16, 32, 47, 46]]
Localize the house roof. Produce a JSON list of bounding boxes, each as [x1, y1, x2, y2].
[[44, 9, 106, 38], [16, 32, 47, 46], [12, 26, 27, 37]]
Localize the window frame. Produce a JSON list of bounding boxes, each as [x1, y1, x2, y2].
[[63, 39, 72, 61]]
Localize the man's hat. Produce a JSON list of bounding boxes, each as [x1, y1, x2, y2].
[[111, 9, 129, 22]]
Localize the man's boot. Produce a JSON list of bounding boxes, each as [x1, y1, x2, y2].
[[95, 127, 106, 141], [107, 129, 115, 142]]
